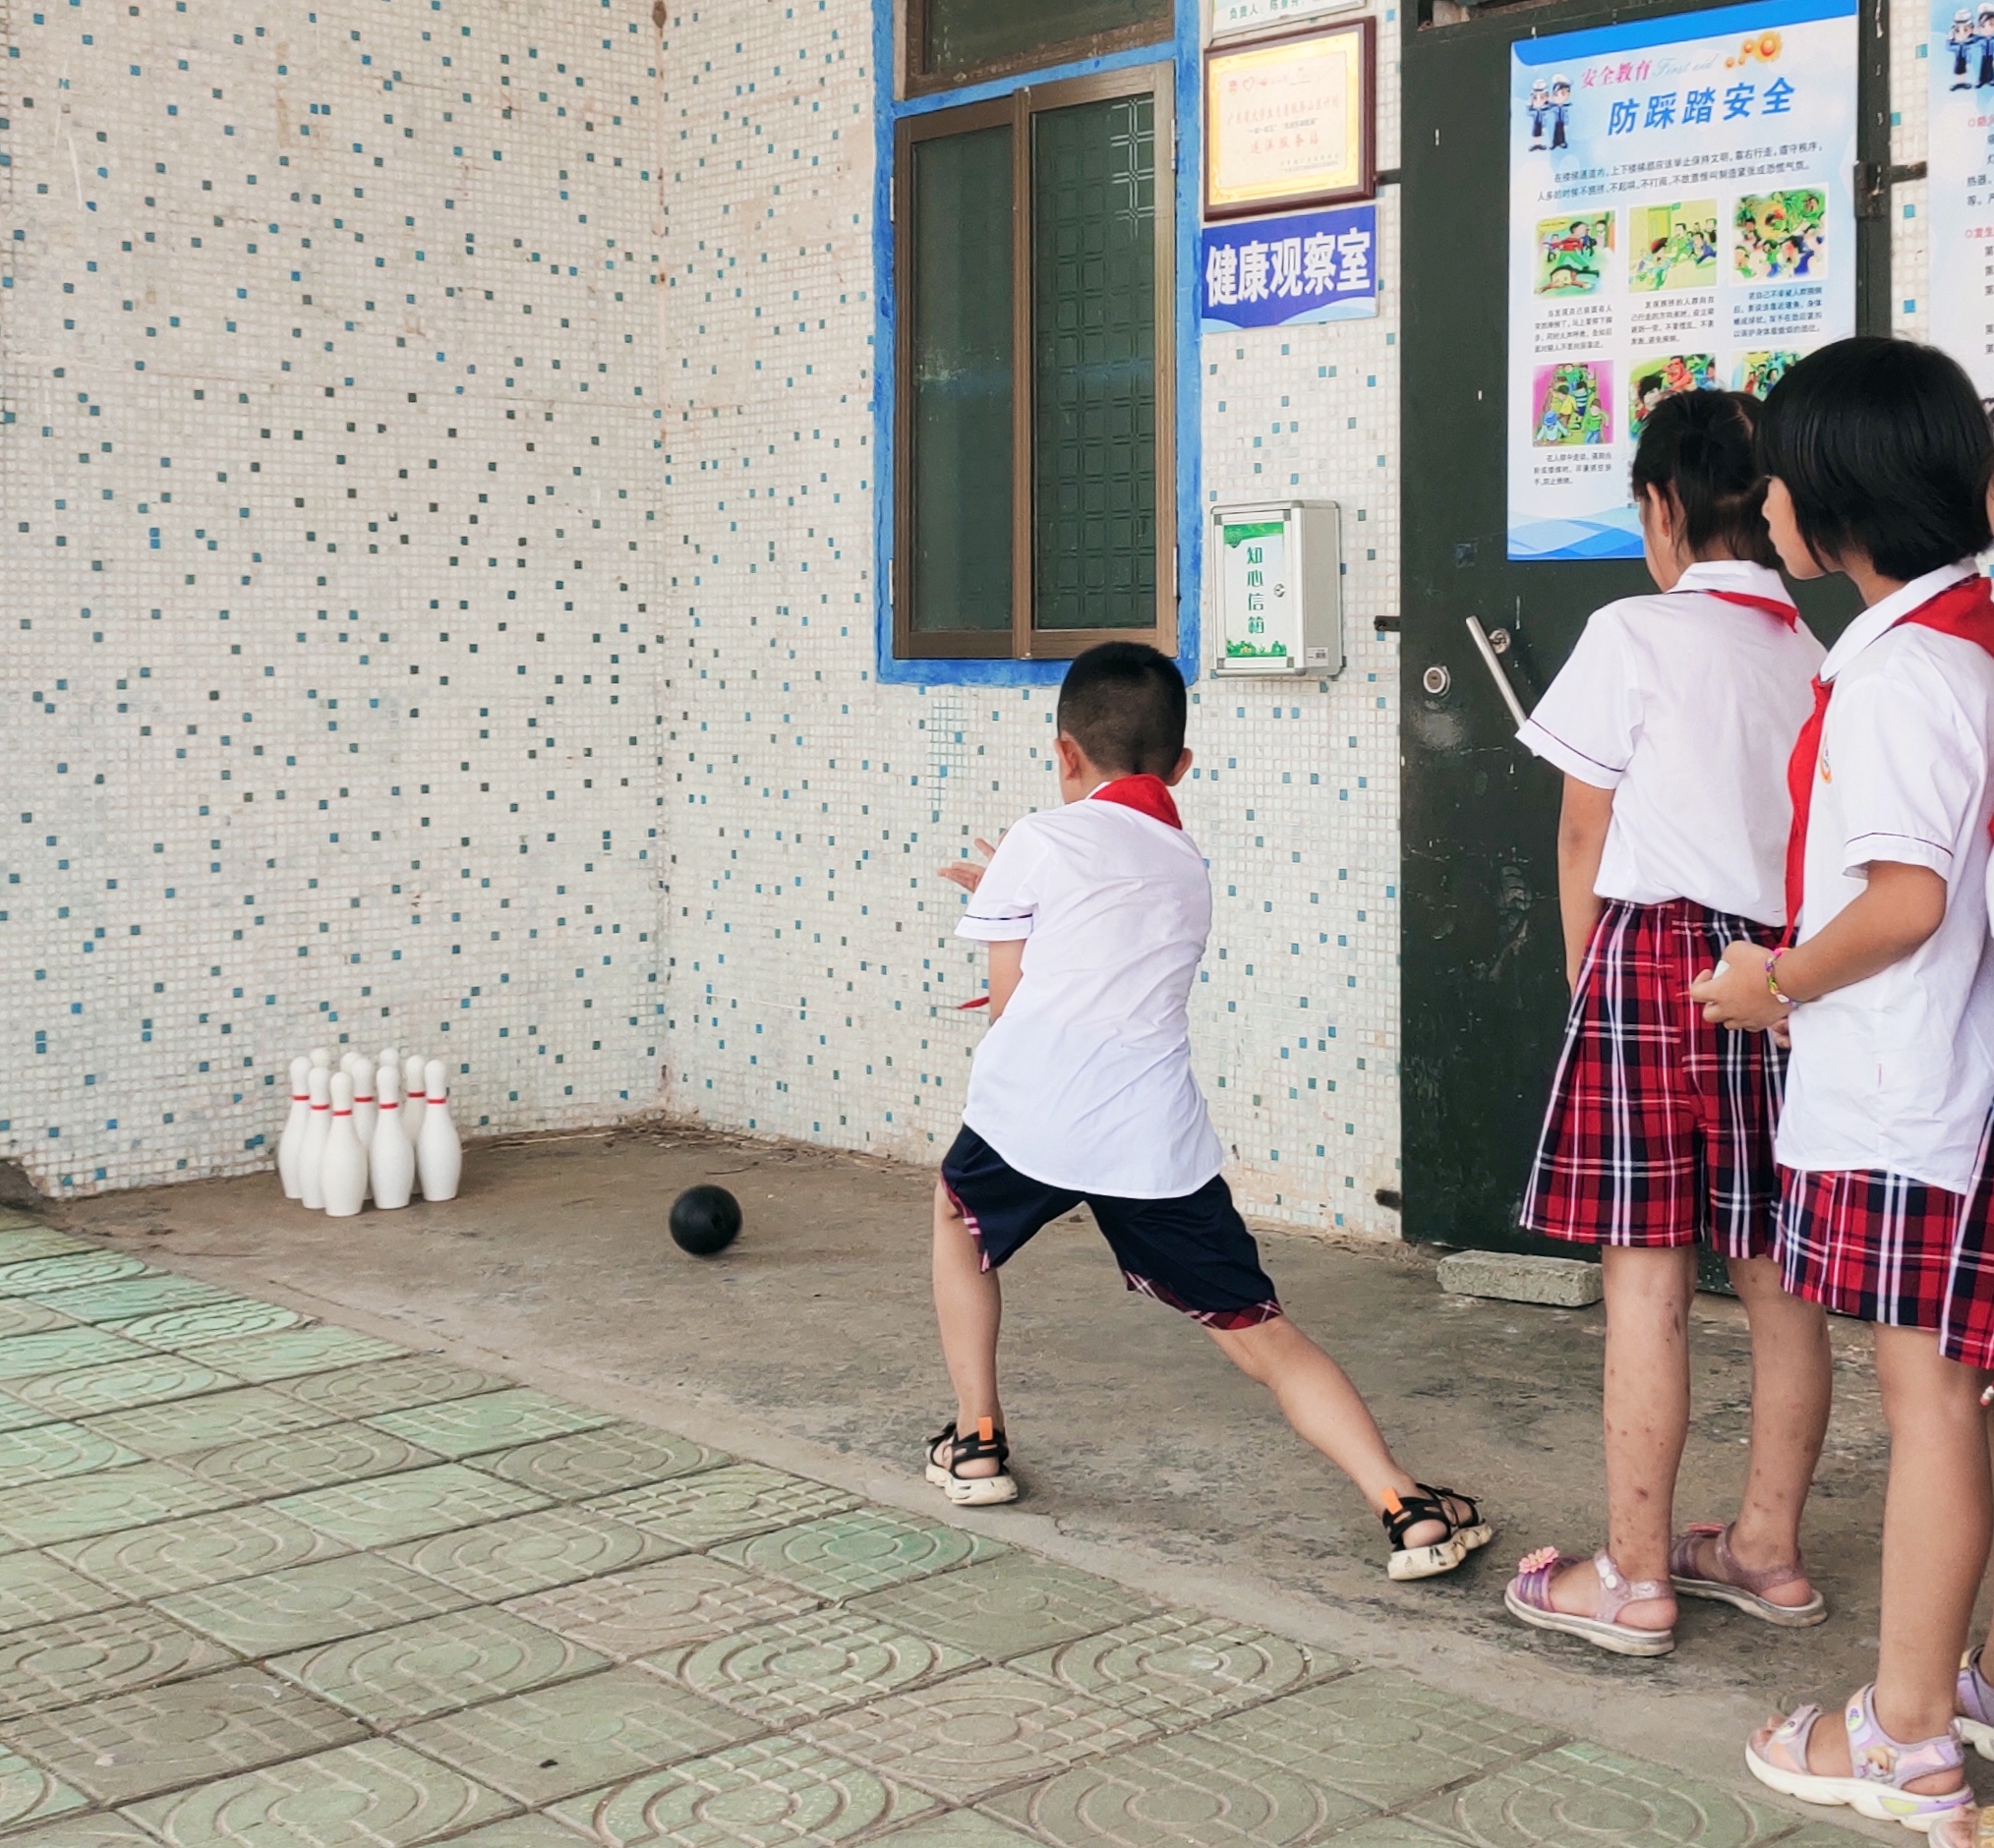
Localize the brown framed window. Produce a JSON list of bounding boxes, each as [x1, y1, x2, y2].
[[893, 64, 1176, 662], [906, 0, 1172, 97]]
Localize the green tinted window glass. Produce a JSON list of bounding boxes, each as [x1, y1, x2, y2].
[[922, 0, 1169, 79], [909, 125, 1014, 636], [1031, 93, 1155, 633]]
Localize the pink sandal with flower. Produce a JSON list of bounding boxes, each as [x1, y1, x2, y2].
[[1745, 1683, 1969, 1830], [1503, 1546, 1674, 1656]]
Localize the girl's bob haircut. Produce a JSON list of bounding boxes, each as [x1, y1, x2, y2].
[[1629, 388, 1780, 567], [1756, 335, 1993, 582]]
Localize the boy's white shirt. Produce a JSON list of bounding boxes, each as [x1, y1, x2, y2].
[[1516, 559, 1823, 927], [955, 796, 1226, 1199], [1780, 561, 1994, 1193]]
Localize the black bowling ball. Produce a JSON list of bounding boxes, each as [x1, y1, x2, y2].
[[670, 1184, 742, 1257]]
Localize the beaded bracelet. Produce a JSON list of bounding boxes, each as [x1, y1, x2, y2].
[[1765, 948, 1800, 1010]]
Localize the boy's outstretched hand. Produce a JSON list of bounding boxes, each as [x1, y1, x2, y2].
[[939, 837, 998, 895]]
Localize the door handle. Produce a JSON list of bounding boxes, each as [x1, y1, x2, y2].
[[1466, 615, 1529, 731]]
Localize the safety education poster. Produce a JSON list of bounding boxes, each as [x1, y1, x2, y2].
[[1928, 0, 1994, 394], [1506, 0, 1857, 561]]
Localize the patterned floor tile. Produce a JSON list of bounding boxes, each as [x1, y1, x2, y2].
[[587, 1465, 857, 1551], [124, 1738, 511, 1848], [274, 1355, 515, 1418], [177, 1419, 443, 1497], [0, 1301, 77, 1340], [365, 1388, 615, 1460], [0, 1607, 236, 1718], [8, 1354, 239, 1419], [384, 1507, 674, 1600], [1009, 1612, 1347, 1726], [550, 1738, 923, 1847], [50, 1505, 350, 1599], [81, 1385, 343, 1459], [427, 1819, 592, 1848], [476, 1423, 727, 1501], [0, 1750, 86, 1832], [846, 1556, 1157, 1660], [108, 1299, 307, 1351], [0, 1822, 155, 1848], [648, 1606, 975, 1728], [710, 1512, 1005, 1602], [1404, 1739, 1810, 1847], [0, 1394, 60, 1433], [798, 1664, 1156, 1805], [157, 1553, 477, 1655], [44, 1274, 236, 1326], [272, 1463, 551, 1549], [0, 1418, 142, 1484], [0, 1327, 149, 1381], [0, 1226, 98, 1264], [398, 1666, 762, 1806], [190, 1325, 405, 1384], [0, 1460, 242, 1548], [4, 1666, 366, 1804], [0, 1549, 123, 1634], [858, 1818, 1039, 1848], [503, 1558, 820, 1661], [0, 1252, 147, 1298], [270, 1606, 609, 1726]]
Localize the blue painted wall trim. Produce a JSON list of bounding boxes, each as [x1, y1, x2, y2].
[[868, 0, 1204, 689]]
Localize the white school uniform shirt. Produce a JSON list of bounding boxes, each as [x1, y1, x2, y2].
[[1516, 559, 1824, 926], [955, 795, 1226, 1199], [1779, 561, 1994, 1194]]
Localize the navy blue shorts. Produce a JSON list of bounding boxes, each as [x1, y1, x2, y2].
[[939, 1125, 1282, 1329]]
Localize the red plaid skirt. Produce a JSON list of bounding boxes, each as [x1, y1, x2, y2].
[[1942, 1110, 1994, 1367], [1776, 1166, 1964, 1330], [1521, 898, 1784, 1257]]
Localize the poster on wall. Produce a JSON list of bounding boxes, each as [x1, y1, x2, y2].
[[1927, 0, 1994, 394], [1505, 0, 1857, 561], [1201, 203, 1378, 328]]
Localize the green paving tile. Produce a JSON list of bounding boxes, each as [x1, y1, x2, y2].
[[46, 1274, 236, 1325], [0, 1549, 122, 1634], [50, 1504, 349, 1599], [0, 1251, 147, 1298], [270, 1605, 610, 1726], [1403, 1739, 1818, 1847], [503, 1557, 820, 1661], [0, 1417, 142, 1484], [861, 1818, 1039, 1848], [0, 1226, 98, 1264], [81, 1384, 343, 1459], [710, 1511, 1005, 1602], [8, 1353, 239, 1419], [796, 1663, 1157, 1805], [191, 1325, 405, 1384], [0, 1749, 86, 1832], [385, 1506, 674, 1600], [177, 1419, 443, 1496], [0, 1394, 60, 1433], [0, 1326, 149, 1380], [550, 1738, 924, 1847], [117, 1299, 309, 1350], [0, 1459, 242, 1547], [364, 1387, 615, 1460], [3, 1665, 366, 1804], [847, 1554, 1157, 1660], [124, 1738, 511, 1848], [0, 1607, 236, 1719], [0, 1301, 77, 1340], [272, 1462, 551, 1549], [588, 1464, 857, 1550], [649, 1605, 975, 1727], [0, 1822, 154, 1848], [1010, 1611, 1347, 1726], [157, 1553, 477, 1655], [428, 1820, 590, 1848], [273, 1355, 515, 1418], [475, 1422, 728, 1501], [398, 1665, 762, 1806]]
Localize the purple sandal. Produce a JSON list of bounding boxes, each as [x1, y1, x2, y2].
[[1958, 1646, 1994, 1760], [1745, 1682, 1969, 1828], [1504, 1546, 1674, 1656], [1670, 1521, 1826, 1627]]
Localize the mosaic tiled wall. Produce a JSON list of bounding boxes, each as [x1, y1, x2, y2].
[[2, 0, 671, 1192], [655, 3, 1409, 1237]]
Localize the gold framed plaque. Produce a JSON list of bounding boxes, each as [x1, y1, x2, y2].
[[1204, 18, 1375, 219]]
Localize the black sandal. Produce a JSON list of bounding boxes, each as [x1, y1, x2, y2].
[[1380, 1481, 1493, 1581], [924, 1416, 1019, 1507]]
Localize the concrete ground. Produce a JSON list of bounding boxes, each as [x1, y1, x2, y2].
[[1, 1124, 1969, 1843]]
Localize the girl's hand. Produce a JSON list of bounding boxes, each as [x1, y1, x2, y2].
[[1688, 941, 1791, 1032], [938, 838, 998, 894]]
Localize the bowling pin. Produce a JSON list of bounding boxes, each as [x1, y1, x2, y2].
[[299, 1068, 331, 1210], [379, 1046, 398, 1085], [370, 1059, 416, 1210], [345, 1052, 379, 1147], [322, 1073, 369, 1218], [416, 1058, 462, 1203], [311, 1046, 331, 1070], [402, 1054, 428, 1152], [277, 1056, 311, 1199]]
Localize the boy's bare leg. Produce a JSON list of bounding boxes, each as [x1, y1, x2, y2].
[[931, 1181, 1003, 1478]]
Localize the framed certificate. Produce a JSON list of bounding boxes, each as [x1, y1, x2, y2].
[[1204, 18, 1376, 219]]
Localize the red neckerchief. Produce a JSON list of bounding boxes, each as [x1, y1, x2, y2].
[[1700, 588, 1800, 629], [1087, 774, 1183, 829], [1784, 575, 1994, 938]]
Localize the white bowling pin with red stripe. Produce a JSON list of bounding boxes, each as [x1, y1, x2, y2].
[[277, 1057, 311, 1200], [299, 1067, 331, 1210], [370, 1059, 416, 1211], [322, 1072, 369, 1219], [416, 1059, 462, 1203]]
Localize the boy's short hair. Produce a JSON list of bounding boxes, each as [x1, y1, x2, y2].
[[1756, 335, 1993, 580], [1057, 642, 1187, 778]]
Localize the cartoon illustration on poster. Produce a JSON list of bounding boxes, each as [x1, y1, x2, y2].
[[1928, 0, 1994, 394], [1507, 0, 1857, 560]]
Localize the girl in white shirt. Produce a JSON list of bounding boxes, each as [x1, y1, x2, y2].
[[1505, 388, 1832, 1659]]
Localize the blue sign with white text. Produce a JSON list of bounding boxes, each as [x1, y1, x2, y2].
[[1200, 203, 1378, 331]]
